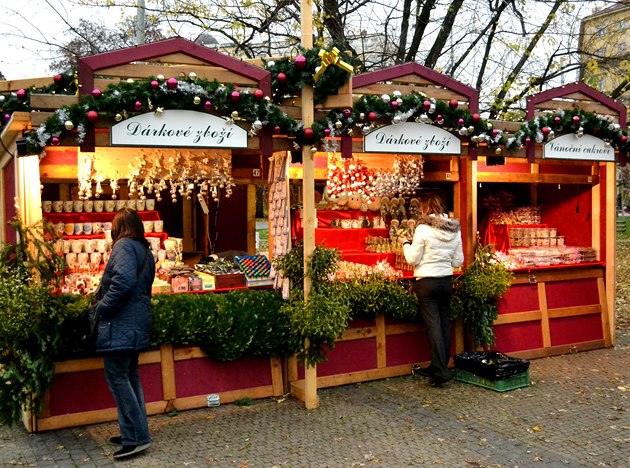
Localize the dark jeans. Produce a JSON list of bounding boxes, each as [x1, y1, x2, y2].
[[413, 276, 454, 381], [103, 351, 151, 446]]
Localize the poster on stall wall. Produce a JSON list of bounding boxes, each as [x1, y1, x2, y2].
[[363, 122, 461, 154], [543, 133, 615, 162], [111, 109, 248, 148]]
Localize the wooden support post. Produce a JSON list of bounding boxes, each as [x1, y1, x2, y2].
[[160, 344, 176, 413]]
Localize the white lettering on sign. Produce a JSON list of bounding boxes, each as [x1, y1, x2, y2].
[[543, 133, 614, 162], [111, 109, 248, 148], [363, 122, 461, 154]]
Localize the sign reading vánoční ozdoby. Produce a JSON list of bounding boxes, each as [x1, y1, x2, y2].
[[110, 109, 248, 148], [543, 133, 614, 162], [363, 122, 461, 154]]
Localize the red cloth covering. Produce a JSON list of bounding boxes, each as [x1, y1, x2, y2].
[[44, 210, 161, 224]]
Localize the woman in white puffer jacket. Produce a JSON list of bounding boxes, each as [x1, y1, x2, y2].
[[402, 193, 464, 387]]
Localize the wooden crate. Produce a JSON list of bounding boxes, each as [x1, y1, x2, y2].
[[213, 273, 246, 289]]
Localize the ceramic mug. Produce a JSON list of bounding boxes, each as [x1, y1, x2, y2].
[[136, 199, 146, 211], [157, 249, 167, 261], [105, 200, 116, 212], [145, 199, 155, 211], [64, 223, 75, 236], [77, 253, 89, 265], [84, 200, 94, 212], [65, 253, 77, 265], [73, 223, 84, 235], [83, 222, 93, 235], [154, 220, 164, 232], [71, 240, 84, 254], [92, 222, 103, 234], [63, 201, 74, 213], [126, 199, 137, 210], [63, 240, 72, 254], [42, 200, 52, 213], [73, 200, 84, 213], [55, 222, 65, 236], [149, 237, 161, 252], [53, 201, 64, 213], [90, 252, 102, 265], [94, 200, 104, 212], [84, 239, 95, 253], [143, 221, 154, 233], [103, 222, 112, 231], [96, 239, 108, 253], [116, 200, 126, 211]]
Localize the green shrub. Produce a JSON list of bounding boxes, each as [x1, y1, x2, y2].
[[332, 278, 419, 320]]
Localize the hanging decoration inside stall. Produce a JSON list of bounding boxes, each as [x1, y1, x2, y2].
[[373, 155, 425, 197]]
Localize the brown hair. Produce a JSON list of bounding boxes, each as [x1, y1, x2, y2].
[[111, 207, 150, 248], [420, 193, 446, 217]]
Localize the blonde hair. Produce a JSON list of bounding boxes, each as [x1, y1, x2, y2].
[[420, 193, 446, 216]]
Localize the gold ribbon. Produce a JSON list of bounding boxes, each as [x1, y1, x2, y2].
[[313, 47, 354, 82]]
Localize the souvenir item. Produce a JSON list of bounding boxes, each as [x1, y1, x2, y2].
[[64, 201, 74, 213], [73, 200, 84, 212], [94, 200, 104, 212], [42, 200, 52, 213], [53, 201, 64, 213]]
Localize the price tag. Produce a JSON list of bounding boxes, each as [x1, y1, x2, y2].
[[197, 193, 210, 214]]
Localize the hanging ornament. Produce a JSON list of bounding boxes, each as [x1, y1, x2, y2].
[[359, 112, 365, 120], [231, 110, 239, 119], [193, 96, 201, 105], [458, 118, 465, 126], [525, 136, 531, 146], [150, 80, 159, 89], [472, 113, 480, 123], [495, 147, 502, 155], [86, 110, 99, 123], [487, 122, 493, 130], [392, 115, 401, 125], [16, 89, 26, 101], [274, 125, 281, 134], [134, 101, 143, 110], [361, 126, 371, 135], [554, 116, 561, 126], [324, 128, 331, 137], [423, 100, 431, 111], [253, 120, 263, 130], [277, 72, 287, 83], [449, 99, 459, 109], [204, 100, 213, 110], [381, 94, 391, 104], [437, 115, 444, 125], [254, 89, 264, 100], [343, 108, 352, 118], [51, 136, 60, 145], [188, 72, 197, 80], [391, 101, 398, 109], [91, 89, 102, 99], [294, 55, 307, 69], [367, 111, 377, 122], [115, 113, 123, 122], [166, 78, 178, 90], [572, 115, 581, 125], [303, 127, 314, 141], [231, 91, 240, 102], [157, 74, 165, 81], [335, 120, 343, 129], [53, 74, 63, 85], [392, 90, 402, 98], [0, 95, 4, 103], [542, 126, 550, 137], [64, 120, 74, 131], [155, 107, 164, 115]]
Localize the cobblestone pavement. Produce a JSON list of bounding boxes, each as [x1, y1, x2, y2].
[[1, 334, 628, 468]]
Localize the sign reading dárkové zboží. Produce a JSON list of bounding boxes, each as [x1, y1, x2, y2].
[[543, 133, 614, 162], [363, 122, 461, 154], [110, 109, 248, 148]]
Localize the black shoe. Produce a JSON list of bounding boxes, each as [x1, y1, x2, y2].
[[428, 377, 445, 387], [412, 365, 433, 378], [113, 442, 151, 459], [109, 436, 122, 445]]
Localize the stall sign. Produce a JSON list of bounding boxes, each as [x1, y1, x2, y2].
[[543, 133, 614, 162], [363, 122, 461, 154], [111, 110, 248, 148]]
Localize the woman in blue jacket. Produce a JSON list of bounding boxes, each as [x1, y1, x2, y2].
[[94, 207, 155, 459]]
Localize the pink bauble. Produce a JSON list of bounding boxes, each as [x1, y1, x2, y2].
[[86, 110, 99, 123], [51, 136, 60, 146], [554, 116, 561, 124], [423, 100, 431, 110], [458, 118, 464, 126], [391, 101, 398, 109], [449, 99, 459, 109], [4, 114, 10, 121], [91, 89, 102, 99], [277, 72, 287, 83], [343, 108, 351, 118], [16, 89, 26, 101], [274, 125, 281, 134], [542, 126, 550, 135], [324, 128, 331, 136], [622, 135, 628, 143], [472, 113, 480, 122], [525, 137, 531, 145], [294, 55, 307, 69], [134, 101, 142, 110], [166, 78, 178, 90], [150, 80, 159, 89], [254, 89, 265, 100], [204, 100, 213, 110], [53, 74, 63, 84], [231, 91, 240, 102], [303, 128, 314, 140], [572, 115, 580, 124], [367, 111, 377, 122]]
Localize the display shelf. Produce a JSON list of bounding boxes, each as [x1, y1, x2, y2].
[[43, 210, 161, 223]]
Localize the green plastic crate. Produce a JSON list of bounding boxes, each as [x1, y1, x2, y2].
[[454, 368, 529, 392]]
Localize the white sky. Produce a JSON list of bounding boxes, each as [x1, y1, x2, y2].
[[0, 0, 125, 80]]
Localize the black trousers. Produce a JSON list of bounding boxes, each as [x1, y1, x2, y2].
[[413, 276, 454, 381]]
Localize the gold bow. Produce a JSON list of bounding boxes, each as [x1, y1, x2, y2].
[[314, 47, 354, 82]]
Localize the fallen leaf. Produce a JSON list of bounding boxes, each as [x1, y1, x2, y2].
[[532, 426, 543, 432]]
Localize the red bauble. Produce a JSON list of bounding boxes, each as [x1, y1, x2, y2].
[[231, 91, 240, 102], [542, 126, 550, 135], [622, 135, 628, 143], [51, 136, 60, 146], [86, 110, 99, 123], [150, 80, 159, 89], [166, 78, 178, 90], [254, 89, 265, 100], [91, 89, 102, 99], [277, 72, 287, 83], [303, 128, 314, 141], [16, 89, 26, 101], [134, 101, 143, 110], [274, 125, 281, 134], [53, 74, 63, 84], [472, 113, 480, 123], [343, 108, 351, 118], [423, 100, 431, 111], [367, 111, 377, 122], [294, 55, 307, 69], [449, 99, 459, 109], [204, 100, 213, 110]]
